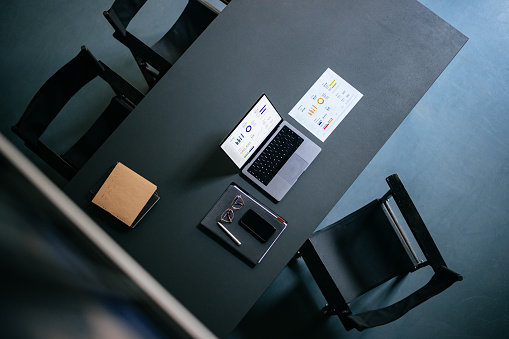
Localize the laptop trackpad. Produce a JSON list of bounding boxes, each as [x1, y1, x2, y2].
[[279, 154, 308, 185]]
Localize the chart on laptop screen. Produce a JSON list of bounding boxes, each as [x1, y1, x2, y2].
[[221, 95, 281, 168]]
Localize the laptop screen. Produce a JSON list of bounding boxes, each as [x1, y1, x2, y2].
[[221, 94, 282, 168]]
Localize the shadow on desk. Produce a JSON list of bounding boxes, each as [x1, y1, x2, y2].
[[229, 259, 336, 339], [181, 133, 239, 184], [198, 224, 255, 267]]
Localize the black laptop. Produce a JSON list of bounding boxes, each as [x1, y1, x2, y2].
[[220, 94, 321, 201]]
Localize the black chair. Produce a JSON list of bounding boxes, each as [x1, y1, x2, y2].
[[12, 46, 144, 181], [298, 174, 462, 331], [104, 0, 218, 88]]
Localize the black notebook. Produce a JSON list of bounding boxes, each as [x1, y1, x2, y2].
[[200, 183, 287, 266]]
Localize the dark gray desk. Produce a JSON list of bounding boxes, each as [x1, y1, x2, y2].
[[64, 0, 467, 336]]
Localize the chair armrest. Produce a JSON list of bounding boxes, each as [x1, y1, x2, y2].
[[386, 173, 447, 267], [344, 265, 462, 331]]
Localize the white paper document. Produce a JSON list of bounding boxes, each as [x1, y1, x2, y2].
[[289, 68, 363, 142]]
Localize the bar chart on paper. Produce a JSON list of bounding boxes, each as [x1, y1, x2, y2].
[[289, 68, 363, 142]]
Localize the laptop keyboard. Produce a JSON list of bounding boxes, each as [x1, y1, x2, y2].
[[247, 125, 304, 185]]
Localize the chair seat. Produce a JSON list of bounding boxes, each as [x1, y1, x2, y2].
[[303, 200, 415, 303], [12, 46, 143, 181], [298, 174, 462, 331]]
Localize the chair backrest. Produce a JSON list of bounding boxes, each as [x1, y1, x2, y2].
[[104, 0, 217, 87], [12, 46, 144, 181]]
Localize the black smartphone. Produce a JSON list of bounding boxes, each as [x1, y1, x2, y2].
[[239, 209, 276, 243]]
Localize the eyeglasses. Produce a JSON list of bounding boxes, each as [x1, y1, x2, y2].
[[220, 195, 245, 223]]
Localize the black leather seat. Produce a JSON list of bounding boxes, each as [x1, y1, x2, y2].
[[298, 174, 462, 331]]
